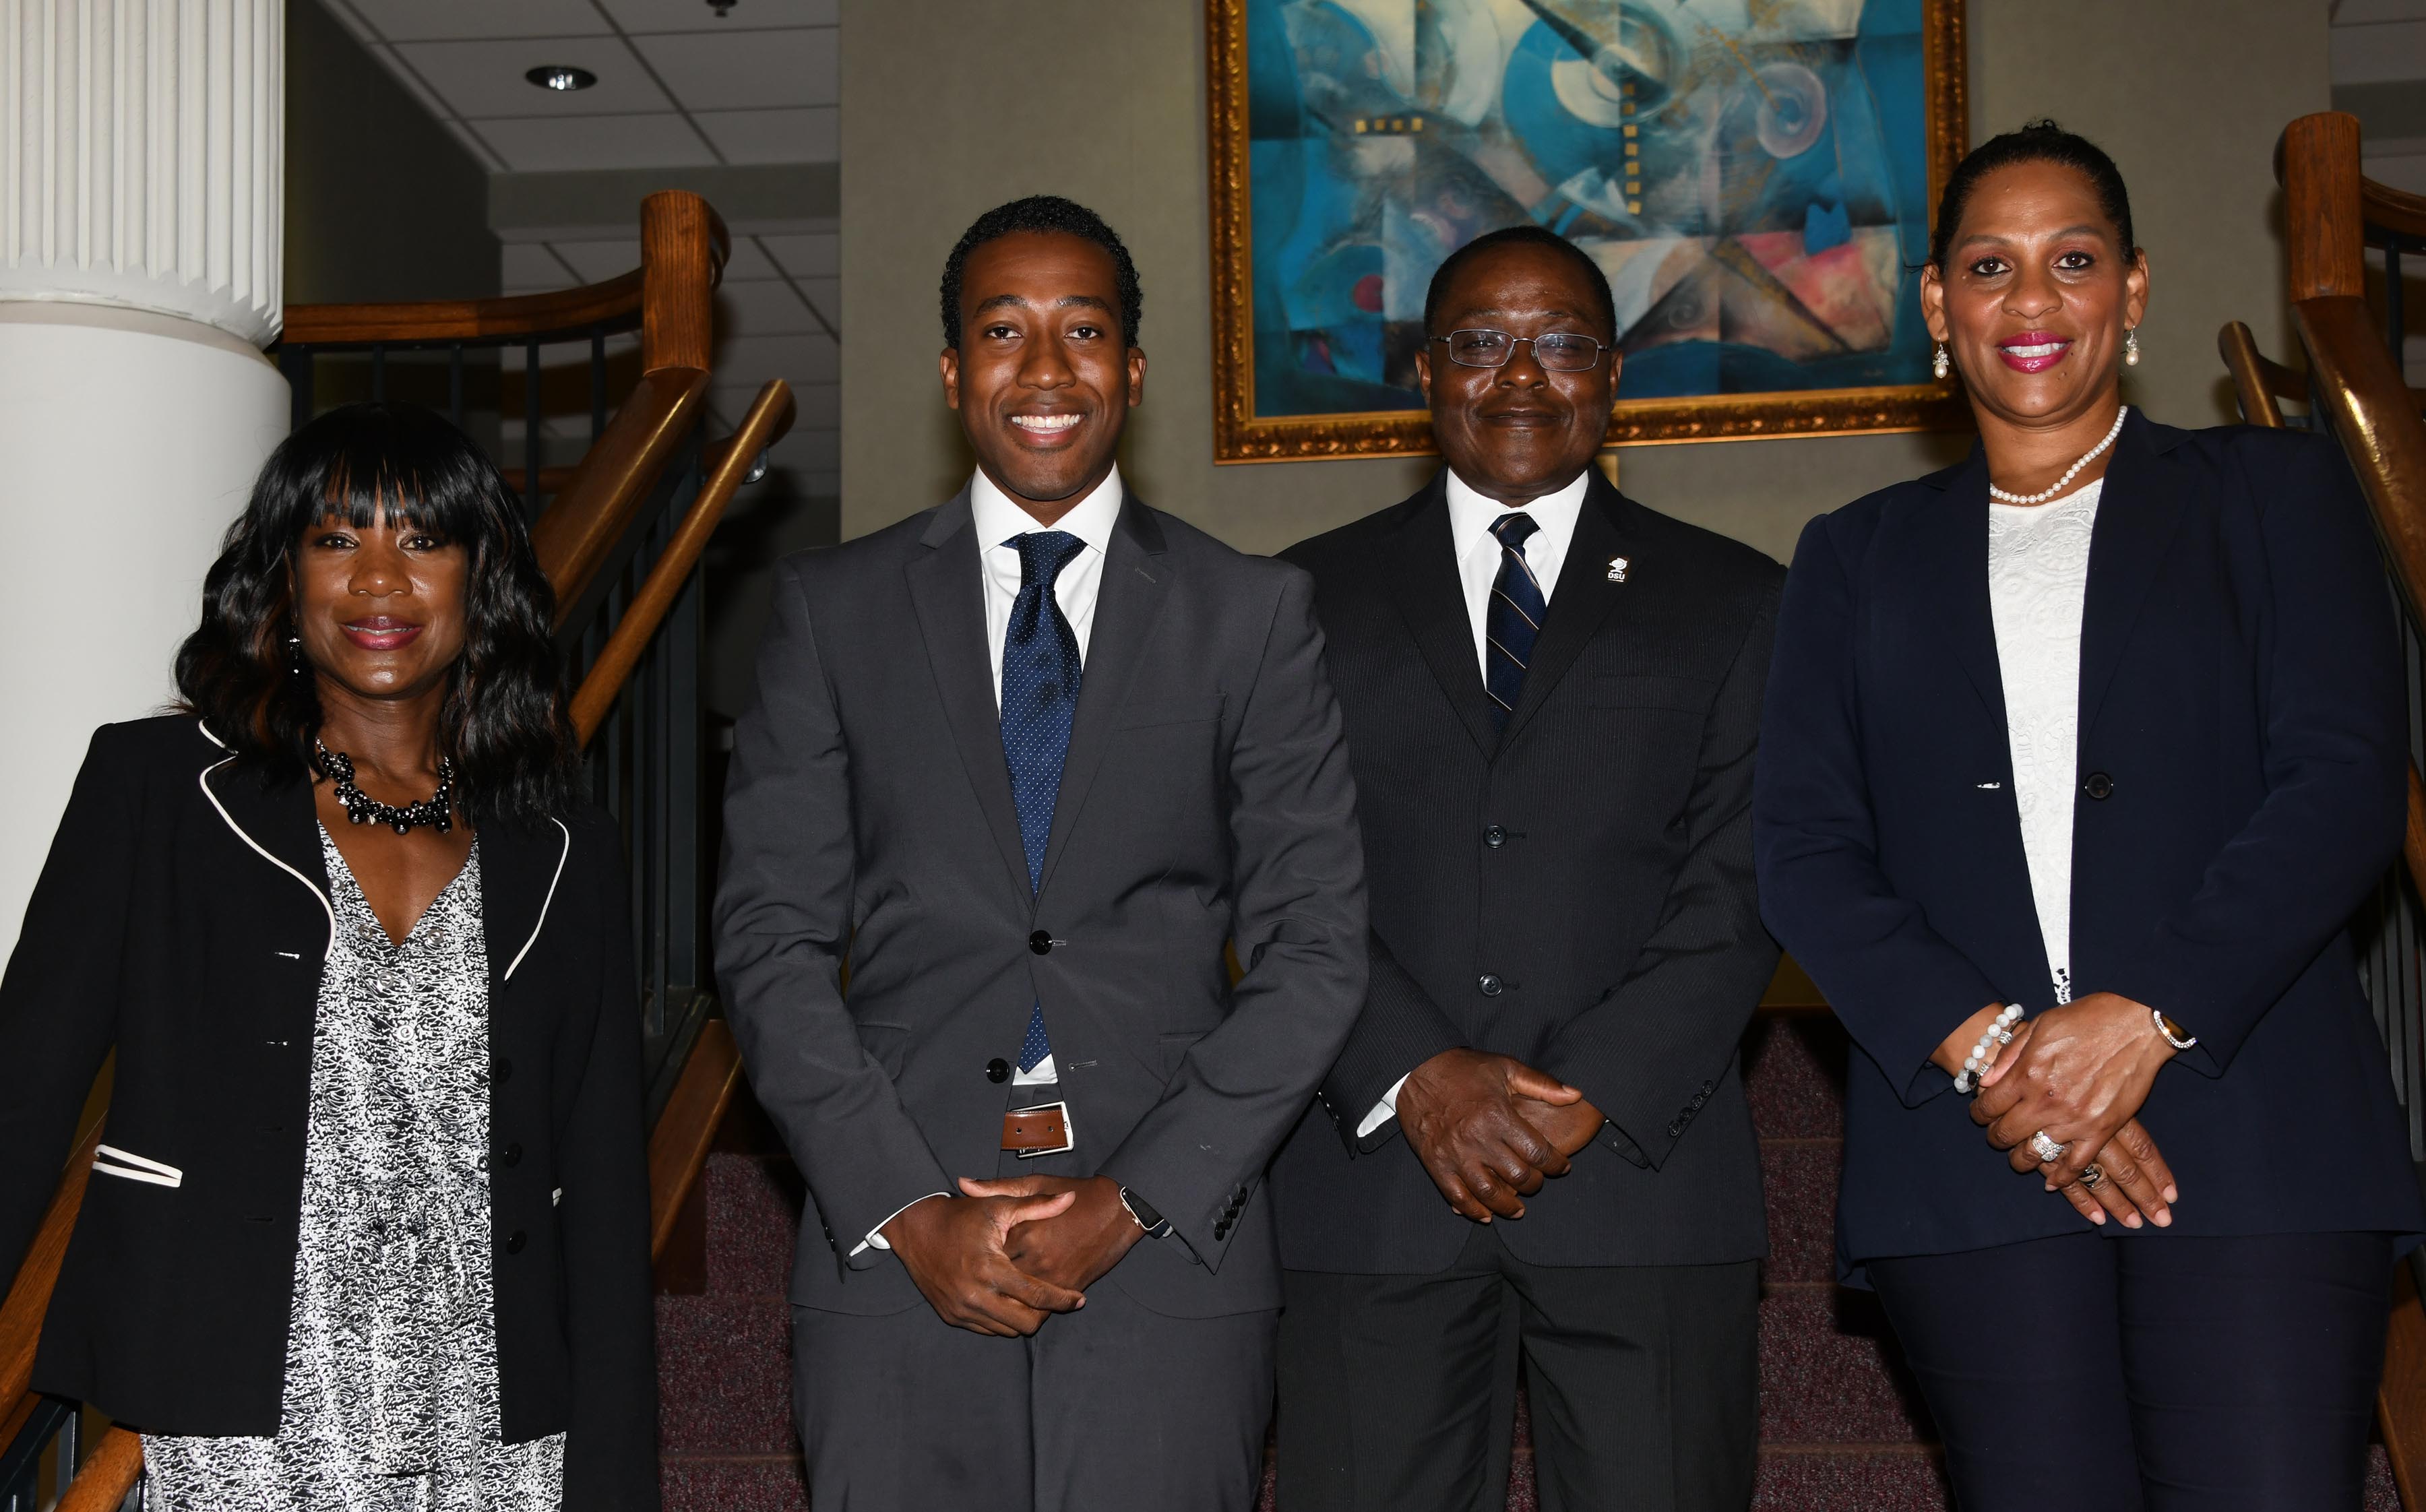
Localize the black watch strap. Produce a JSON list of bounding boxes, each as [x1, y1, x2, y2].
[[1118, 1185, 1171, 1237]]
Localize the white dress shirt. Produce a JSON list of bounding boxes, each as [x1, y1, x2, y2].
[[1357, 466, 1594, 1139], [855, 465, 1127, 1255]]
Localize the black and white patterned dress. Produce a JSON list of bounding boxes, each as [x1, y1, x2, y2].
[[142, 827, 565, 1510]]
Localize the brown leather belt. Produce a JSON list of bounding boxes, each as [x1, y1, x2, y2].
[[1001, 1101, 1074, 1158]]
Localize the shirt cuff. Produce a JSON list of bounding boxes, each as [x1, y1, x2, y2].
[[1355, 1074, 1412, 1139], [848, 1191, 949, 1256]]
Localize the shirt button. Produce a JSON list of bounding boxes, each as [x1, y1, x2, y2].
[[1029, 930, 1053, 955], [2082, 771, 2115, 800], [1483, 825, 1507, 848], [505, 1231, 526, 1255], [1478, 974, 1503, 997], [987, 1057, 1012, 1083], [503, 1143, 523, 1167]]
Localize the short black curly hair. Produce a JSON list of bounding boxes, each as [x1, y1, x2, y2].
[[1423, 224, 1616, 342], [939, 195, 1143, 350]]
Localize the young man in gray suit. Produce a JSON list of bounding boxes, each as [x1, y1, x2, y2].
[[714, 196, 1368, 1512]]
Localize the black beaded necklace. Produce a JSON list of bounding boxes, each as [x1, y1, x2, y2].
[[314, 743, 456, 835]]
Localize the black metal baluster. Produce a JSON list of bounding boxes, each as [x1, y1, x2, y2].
[[525, 338, 543, 517], [449, 342, 465, 431], [666, 557, 704, 1003], [591, 325, 609, 443], [279, 346, 315, 431]]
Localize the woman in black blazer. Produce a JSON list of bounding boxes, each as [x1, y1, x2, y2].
[[1755, 123, 2425, 1511], [0, 404, 658, 1509]]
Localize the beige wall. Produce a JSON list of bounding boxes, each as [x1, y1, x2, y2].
[[840, 0, 2328, 565]]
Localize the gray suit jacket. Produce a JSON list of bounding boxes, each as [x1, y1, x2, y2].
[[715, 486, 1367, 1319]]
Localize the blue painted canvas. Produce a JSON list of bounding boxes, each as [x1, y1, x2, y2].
[[1245, 0, 1935, 418]]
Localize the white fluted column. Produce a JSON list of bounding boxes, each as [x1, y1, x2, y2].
[[0, 0, 288, 959]]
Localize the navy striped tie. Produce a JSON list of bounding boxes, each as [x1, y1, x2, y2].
[[1001, 530, 1084, 1075], [1485, 511, 1543, 730]]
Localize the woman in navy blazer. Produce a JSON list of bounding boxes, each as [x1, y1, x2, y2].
[[1756, 123, 2424, 1511]]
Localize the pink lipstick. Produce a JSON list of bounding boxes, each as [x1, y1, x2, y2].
[[341, 617, 422, 651], [1996, 331, 2072, 373]]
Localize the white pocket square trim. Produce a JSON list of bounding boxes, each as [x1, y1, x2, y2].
[[93, 1144, 183, 1189]]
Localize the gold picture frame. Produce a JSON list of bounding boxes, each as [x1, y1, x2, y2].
[[1206, 0, 1971, 463]]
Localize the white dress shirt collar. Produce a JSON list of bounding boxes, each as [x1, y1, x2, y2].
[[970, 464, 1125, 561], [1440, 466, 1593, 685]]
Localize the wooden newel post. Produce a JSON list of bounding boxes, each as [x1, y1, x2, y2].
[[2281, 112, 2367, 303], [641, 191, 726, 375]]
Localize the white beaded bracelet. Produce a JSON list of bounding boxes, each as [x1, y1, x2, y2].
[[1953, 1004, 2025, 1094]]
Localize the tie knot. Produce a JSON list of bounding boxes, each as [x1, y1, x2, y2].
[[1009, 530, 1086, 590], [1490, 511, 1539, 551]]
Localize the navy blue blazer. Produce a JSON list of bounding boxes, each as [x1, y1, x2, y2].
[[1755, 411, 2425, 1282]]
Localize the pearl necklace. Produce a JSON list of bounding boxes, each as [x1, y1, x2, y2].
[[1987, 404, 2128, 505]]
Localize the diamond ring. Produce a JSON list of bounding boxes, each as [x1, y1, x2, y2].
[[2029, 1130, 2068, 1164]]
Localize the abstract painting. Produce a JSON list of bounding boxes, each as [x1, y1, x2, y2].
[[1207, 0, 1968, 460]]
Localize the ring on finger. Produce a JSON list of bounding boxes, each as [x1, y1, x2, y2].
[[2079, 1164, 2106, 1191], [2028, 1130, 2068, 1164]]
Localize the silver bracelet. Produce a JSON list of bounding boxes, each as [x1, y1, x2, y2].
[[1953, 1004, 2025, 1094], [2151, 1007, 2198, 1051]]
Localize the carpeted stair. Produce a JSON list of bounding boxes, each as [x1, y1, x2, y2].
[[656, 1011, 2402, 1509]]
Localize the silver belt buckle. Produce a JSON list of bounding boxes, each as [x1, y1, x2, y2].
[[1012, 1100, 1076, 1158]]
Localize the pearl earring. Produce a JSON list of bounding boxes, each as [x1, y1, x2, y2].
[[1932, 342, 1950, 381], [2123, 327, 2141, 367]]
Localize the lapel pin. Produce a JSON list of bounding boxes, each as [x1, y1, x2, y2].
[[1607, 556, 1628, 583]]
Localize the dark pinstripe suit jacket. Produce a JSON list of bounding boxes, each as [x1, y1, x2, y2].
[[1271, 471, 1782, 1273]]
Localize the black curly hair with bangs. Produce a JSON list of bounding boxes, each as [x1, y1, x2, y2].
[[939, 195, 1143, 350], [174, 402, 579, 824]]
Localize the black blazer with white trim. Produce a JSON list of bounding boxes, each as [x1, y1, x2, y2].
[[0, 716, 658, 1507]]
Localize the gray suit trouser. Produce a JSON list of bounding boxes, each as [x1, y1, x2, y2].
[[792, 1278, 1274, 1512]]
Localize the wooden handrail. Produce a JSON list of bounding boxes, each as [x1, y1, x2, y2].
[[2281, 114, 2369, 301], [282, 270, 645, 348], [2365, 175, 2426, 245], [571, 381, 795, 743], [2299, 296, 2426, 628], [2218, 321, 2299, 427], [0, 1122, 99, 1423], [648, 1020, 745, 1263], [529, 367, 712, 633]]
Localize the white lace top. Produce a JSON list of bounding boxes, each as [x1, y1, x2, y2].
[[1986, 477, 2104, 1005]]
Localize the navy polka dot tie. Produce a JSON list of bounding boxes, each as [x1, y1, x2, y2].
[[1485, 511, 1543, 730], [1001, 530, 1084, 1073]]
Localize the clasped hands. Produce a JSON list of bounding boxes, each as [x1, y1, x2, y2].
[[1395, 1048, 1605, 1223], [879, 1174, 1144, 1337], [1943, 992, 2182, 1230]]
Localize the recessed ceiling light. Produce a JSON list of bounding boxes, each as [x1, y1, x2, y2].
[[526, 65, 596, 92]]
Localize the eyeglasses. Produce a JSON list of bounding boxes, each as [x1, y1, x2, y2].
[[1429, 329, 1611, 372]]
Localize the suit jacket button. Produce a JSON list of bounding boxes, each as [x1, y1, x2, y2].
[[1483, 825, 1507, 848], [493, 1057, 514, 1083], [1478, 974, 1503, 997], [986, 1058, 1012, 1083], [505, 1230, 526, 1255], [1029, 930, 1053, 955], [2082, 771, 2115, 800], [502, 1143, 523, 1166], [1213, 1221, 1228, 1238]]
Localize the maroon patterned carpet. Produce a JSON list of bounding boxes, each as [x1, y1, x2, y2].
[[656, 1013, 2404, 1510]]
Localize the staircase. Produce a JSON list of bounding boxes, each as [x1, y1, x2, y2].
[[648, 1004, 2410, 1509]]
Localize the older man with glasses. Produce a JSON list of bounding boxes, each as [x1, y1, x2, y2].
[[1270, 224, 1784, 1512]]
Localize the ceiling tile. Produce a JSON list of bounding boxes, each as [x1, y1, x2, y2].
[[719, 239, 782, 281], [548, 239, 644, 282], [795, 276, 839, 324], [758, 232, 836, 280], [2336, 0, 2426, 24], [345, 0, 614, 40], [314, 0, 382, 46], [694, 106, 837, 164], [599, 0, 838, 32], [472, 114, 718, 172], [398, 36, 671, 118], [716, 280, 827, 335], [719, 331, 839, 383], [2332, 19, 2426, 82], [502, 243, 573, 290], [631, 28, 836, 111], [442, 117, 511, 172], [718, 378, 835, 423]]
